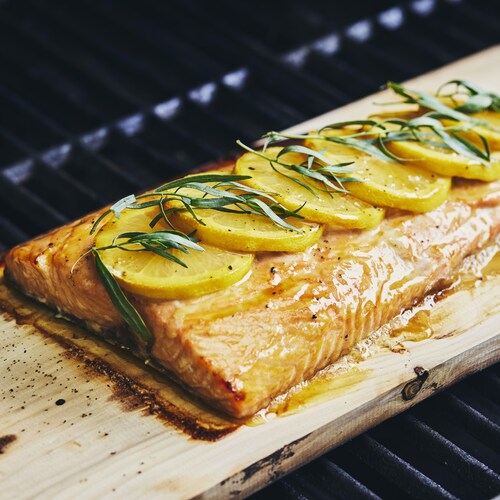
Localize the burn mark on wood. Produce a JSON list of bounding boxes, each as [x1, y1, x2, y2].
[[219, 434, 313, 496], [242, 446, 295, 483], [0, 435, 17, 454], [242, 434, 310, 482]]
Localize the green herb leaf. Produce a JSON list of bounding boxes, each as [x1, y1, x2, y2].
[[237, 139, 359, 195], [124, 231, 203, 252], [319, 119, 382, 130], [276, 144, 334, 165], [437, 80, 500, 113], [456, 94, 493, 114], [325, 134, 394, 162], [386, 81, 473, 123], [90, 195, 139, 235], [92, 249, 153, 349], [247, 198, 301, 232], [155, 174, 250, 192]]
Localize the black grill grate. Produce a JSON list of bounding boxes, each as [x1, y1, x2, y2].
[[0, 0, 499, 497]]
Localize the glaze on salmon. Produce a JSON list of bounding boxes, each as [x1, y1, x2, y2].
[[5, 180, 500, 417]]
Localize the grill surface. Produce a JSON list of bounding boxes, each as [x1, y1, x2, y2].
[[0, 0, 499, 498]]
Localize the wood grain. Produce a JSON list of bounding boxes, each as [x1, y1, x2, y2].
[[1, 46, 499, 500]]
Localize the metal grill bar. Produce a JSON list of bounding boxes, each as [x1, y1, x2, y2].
[[432, 393, 500, 452], [347, 434, 454, 499], [401, 415, 500, 496]]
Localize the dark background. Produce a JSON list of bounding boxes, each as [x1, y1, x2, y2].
[[0, 0, 499, 498]]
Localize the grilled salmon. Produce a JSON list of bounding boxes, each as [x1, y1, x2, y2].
[[5, 180, 500, 417]]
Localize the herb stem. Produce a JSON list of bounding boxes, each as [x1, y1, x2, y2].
[[93, 248, 153, 349]]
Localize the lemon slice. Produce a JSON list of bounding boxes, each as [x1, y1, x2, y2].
[[168, 208, 322, 252], [305, 137, 451, 212], [95, 206, 254, 299], [234, 148, 384, 228], [164, 171, 323, 252], [441, 110, 500, 151], [367, 109, 500, 181], [386, 139, 500, 181], [466, 111, 500, 149]]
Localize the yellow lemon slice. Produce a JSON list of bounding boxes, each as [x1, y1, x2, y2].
[[234, 147, 384, 228], [368, 109, 500, 181], [386, 139, 500, 181], [371, 105, 500, 150], [305, 136, 451, 212], [164, 170, 323, 252], [441, 110, 500, 151], [95, 206, 254, 299]]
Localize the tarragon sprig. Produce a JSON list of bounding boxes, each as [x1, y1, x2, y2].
[[386, 81, 500, 132], [385, 81, 477, 123], [259, 121, 401, 164], [258, 90, 493, 167], [237, 139, 358, 197], [436, 80, 500, 114], [378, 116, 491, 164], [152, 174, 303, 232], [92, 173, 303, 239], [90, 173, 306, 346], [93, 249, 153, 349], [96, 230, 203, 268]]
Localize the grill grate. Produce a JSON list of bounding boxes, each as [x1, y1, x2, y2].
[[0, 0, 499, 497]]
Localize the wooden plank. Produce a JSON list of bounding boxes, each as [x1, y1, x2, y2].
[[1, 46, 499, 499]]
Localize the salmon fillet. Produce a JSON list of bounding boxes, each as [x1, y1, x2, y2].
[[5, 180, 500, 417]]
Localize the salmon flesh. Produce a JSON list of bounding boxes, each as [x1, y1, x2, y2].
[[5, 180, 500, 417]]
